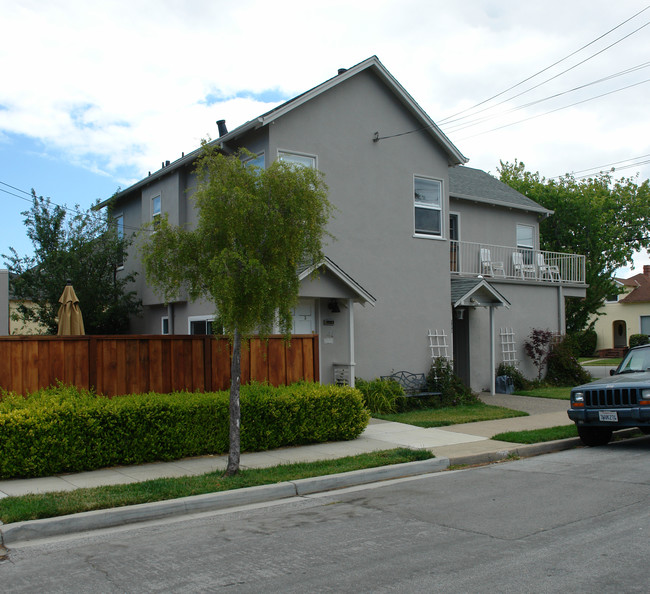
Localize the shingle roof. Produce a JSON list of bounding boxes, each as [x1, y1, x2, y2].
[[619, 270, 650, 303], [449, 166, 552, 215]]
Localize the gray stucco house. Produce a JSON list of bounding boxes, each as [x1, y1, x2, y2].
[[98, 56, 586, 392]]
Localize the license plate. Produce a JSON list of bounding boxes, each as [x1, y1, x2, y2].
[[598, 411, 618, 422]]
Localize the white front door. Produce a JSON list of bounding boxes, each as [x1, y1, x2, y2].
[[292, 299, 315, 334]]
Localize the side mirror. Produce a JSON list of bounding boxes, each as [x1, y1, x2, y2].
[[609, 369, 616, 376]]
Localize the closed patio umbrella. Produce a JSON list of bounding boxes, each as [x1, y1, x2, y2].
[[57, 282, 85, 335]]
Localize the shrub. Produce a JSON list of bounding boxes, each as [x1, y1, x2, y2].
[[545, 336, 592, 386], [496, 363, 531, 391], [0, 382, 370, 479], [426, 358, 480, 407], [574, 328, 598, 357], [355, 378, 405, 414], [629, 334, 649, 348], [524, 328, 555, 380]]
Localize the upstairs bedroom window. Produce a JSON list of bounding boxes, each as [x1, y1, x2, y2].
[[278, 151, 316, 168], [152, 195, 161, 230], [414, 176, 442, 237]]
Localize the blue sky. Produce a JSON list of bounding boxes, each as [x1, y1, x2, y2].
[[1, 0, 649, 272]]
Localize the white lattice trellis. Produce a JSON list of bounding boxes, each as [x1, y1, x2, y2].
[[499, 327, 518, 367], [428, 329, 450, 360]]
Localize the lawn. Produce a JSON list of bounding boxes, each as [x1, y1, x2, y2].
[[0, 448, 431, 524], [493, 425, 578, 443], [579, 357, 622, 366], [373, 403, 528, 428], [515, 386, 571, 400]]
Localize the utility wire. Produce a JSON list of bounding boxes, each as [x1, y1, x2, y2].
[[456, 77, 650, 140], [0, 180, 146, 234], [438, 5, 650, 124], [443, 61, 650, 134]]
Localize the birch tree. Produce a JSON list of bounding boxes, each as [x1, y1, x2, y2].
[[141, 142, 332, 475]]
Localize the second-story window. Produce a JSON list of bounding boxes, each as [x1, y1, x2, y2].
[[115, 213, 124, 268], [516, 223, 535, 264], [278, 151, 316, 168], [152, 195, 161, 230], [244, 152, 265, 169], [414, 176, 442, 237]]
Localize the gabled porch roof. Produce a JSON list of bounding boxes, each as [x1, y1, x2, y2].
[[451, 277, 511, 309], [299, 257, 376, 306]]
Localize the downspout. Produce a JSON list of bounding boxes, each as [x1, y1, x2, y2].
[[167, 303, 174, 335], [348, 298, 355, 388], [490, 305, 496, 395], [558, 285, 565, 335]]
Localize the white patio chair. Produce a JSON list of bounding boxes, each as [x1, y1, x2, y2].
[[537, 253, 561, 281], [480, 248, 505, 277], [512, 252, 536, 279]]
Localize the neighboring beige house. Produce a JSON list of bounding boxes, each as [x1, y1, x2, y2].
[[0, 269, 47, 335], [593, 264, 650, 354]]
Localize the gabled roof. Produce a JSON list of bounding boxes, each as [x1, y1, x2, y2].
[[449, 166, 552, 216], [299, 257, 376, 306], [618, 268, 650, 303], [451, 277, 510, 308], [97, 56, 466, 209]]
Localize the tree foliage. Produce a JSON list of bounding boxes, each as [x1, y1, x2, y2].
[[499, 160, 650, 332], [140, 143, 333, 474], [3, 191, 141, 334]]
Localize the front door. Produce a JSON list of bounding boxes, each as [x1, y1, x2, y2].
[[613, 320, 627, 349], [453, 308, 470, 386]]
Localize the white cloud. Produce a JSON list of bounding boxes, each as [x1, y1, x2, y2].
[[1, 0, 649, 186]]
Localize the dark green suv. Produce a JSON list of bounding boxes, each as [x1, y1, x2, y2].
[[568, 345, 650, 446]]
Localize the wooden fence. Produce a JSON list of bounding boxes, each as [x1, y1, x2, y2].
[[0, 334, 319, 396]]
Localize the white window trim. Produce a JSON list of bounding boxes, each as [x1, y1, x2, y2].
[[243, 151, 265, 169], [516, 223, 535, 249], [114, 212, 125, 270], [413, 174, 444, 240], [152, 195, 161, 226], [277, 149, 317, 169], [449, 211, 460, 241], [188, 314, 216, 335]]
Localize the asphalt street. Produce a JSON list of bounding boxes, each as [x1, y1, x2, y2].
[[3, 435, 649, 593]]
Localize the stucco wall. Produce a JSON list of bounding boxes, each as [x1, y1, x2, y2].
[[592, 300, 650, 350]]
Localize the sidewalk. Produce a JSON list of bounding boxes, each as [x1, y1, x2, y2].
[[0, 394, 571, 499], [0, 394, 578, 544]]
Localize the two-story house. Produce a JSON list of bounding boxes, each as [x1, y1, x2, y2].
[[97, 56, 586, 392]]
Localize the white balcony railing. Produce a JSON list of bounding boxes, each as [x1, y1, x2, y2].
[[450, 240, 585, 284]]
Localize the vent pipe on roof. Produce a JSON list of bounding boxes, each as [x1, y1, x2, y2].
[[165, 160, 170, 167], [217, 119, 228, 137], [338, 68, 347, 75]]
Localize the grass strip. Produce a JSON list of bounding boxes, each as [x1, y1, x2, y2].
[[493, 425, 578, 444], [374, 404, 528, 428], [579, 358, 622, 366], [0, 448, 431, 524], [514, 386, 571, 400]]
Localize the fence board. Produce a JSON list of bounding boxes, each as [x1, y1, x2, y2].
[[0, 335, 318, 396]]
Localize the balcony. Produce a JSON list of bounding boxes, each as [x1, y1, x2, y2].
[[450, 240, 585, 285]]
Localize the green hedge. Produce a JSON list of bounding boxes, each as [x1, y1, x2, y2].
[[0, 383, 369, 479]]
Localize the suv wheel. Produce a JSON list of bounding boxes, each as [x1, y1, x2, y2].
[[577, 426, 613, 447]]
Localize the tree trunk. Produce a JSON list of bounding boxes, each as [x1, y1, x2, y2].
[[226, 328, 242, 476]]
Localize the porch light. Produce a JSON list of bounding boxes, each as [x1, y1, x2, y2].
[[328, 299, 341, 313]]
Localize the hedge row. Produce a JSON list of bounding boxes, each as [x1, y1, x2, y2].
[[0, 383, 370, 479]]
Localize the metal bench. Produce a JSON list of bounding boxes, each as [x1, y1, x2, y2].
[[380, 371, 441, 399]]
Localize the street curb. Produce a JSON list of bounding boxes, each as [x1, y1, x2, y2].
[[447, 437, 582, 467], [0, 458, 449, 545], [446, 428, 642, 468]]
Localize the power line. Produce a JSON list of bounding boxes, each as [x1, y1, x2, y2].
[[438, 5, 650, 125], [443, 62, 650, 134], [0, 180, 146, 235], [455, 77, 650, 141]]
